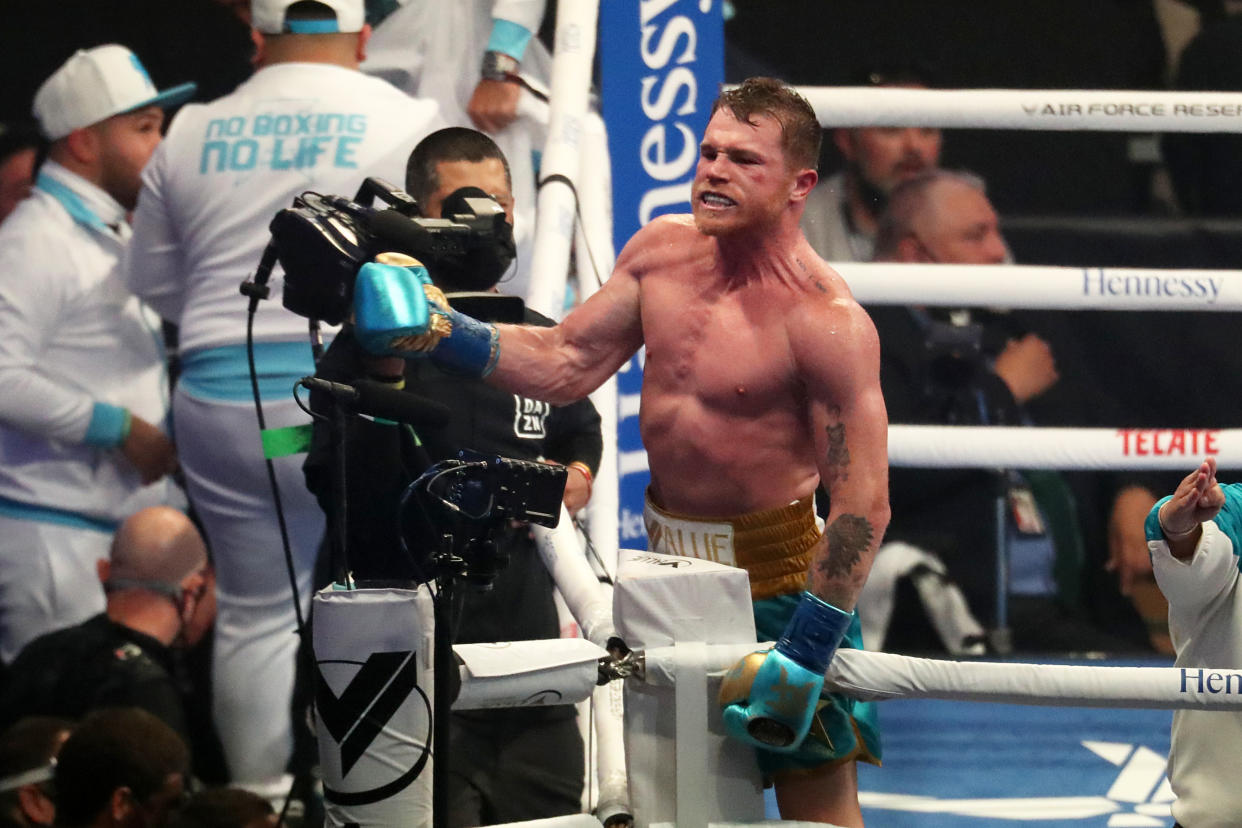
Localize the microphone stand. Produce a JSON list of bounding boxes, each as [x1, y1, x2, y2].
[[429, 531, 497, 828], [432, 541, 456, 828], [330, 397, 352, 587]]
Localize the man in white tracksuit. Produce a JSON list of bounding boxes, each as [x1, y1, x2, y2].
[[363, 0, 612, 305], [1146, 456, 1242, 828], [123, 0, 443, 798], [0, 45, 188, 664]]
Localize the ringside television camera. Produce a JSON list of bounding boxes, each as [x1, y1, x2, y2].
[[271, 177, 515, 325], [402, 450, 568, 589], [923, 316, 986, 391]]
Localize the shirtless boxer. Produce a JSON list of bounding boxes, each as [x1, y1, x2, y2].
[[357, 77, 890, 825]]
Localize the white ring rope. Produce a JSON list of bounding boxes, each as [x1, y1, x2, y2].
[[796, 86, 1242, 132], [642, 645, 1242, 711], [888, 425, 1237, 471], [447, 640, 1242, 713], [835, 262, 1240, 311]]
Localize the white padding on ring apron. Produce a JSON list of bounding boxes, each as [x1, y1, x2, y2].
[[313, 586, 435, 827], [614, 551, 765, 828], [453, 638, 605, 710]]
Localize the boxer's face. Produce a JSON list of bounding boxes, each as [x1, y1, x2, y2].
[[692, 109, 798, 237]]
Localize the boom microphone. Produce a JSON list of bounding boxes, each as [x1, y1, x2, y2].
[[300, 376, 450, 428]]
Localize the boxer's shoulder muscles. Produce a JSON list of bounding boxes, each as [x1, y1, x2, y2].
[[789, 292, 881, 397], [622, 214, 698, 267], [630, 212, 694, 243]]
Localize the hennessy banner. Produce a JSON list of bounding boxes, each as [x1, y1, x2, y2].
[[599, 0, 724, 550]]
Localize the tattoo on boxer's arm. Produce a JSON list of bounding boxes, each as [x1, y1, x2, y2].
[[814, 514, 874, 586], [824, 423, 849, 485]]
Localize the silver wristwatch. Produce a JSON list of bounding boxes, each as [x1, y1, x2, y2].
[[480, 50, 520, 82]]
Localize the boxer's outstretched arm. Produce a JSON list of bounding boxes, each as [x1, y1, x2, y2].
[[800, 299, 890, 611], [488, 239, 645, 405]]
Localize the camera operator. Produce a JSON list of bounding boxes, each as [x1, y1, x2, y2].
[[304, 127, 600, 826]]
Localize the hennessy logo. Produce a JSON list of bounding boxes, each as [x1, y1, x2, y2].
[[1180, 667, 1242, 695], [317, 650, 430, 806]]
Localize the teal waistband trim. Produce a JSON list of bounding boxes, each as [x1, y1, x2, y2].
[[487, 18, 533, 61], [84, 402, 129, 448], [0, 494, 118, 534], [179, 342, 316, 402]]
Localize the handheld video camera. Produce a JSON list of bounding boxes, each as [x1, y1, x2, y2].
[[403, 451, 568, 589], [923, 316, 986, 391], [271, 177, 514, 325]]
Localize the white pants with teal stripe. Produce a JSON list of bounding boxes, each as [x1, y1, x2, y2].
[[174, 381, 322, 787], [0, 515, 110, 662]]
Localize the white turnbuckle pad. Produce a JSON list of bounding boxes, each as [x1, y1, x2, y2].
[[614, 551, 765, 827]]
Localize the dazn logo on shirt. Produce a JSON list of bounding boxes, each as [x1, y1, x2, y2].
[[513, 395, 550, 439]]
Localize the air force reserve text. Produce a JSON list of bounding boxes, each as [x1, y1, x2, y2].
[[1025, 102, 1242, 118]]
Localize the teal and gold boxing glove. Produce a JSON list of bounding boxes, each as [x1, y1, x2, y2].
[[353, 258, 500, 377], [719, 591, 852, 751], [353, 260, 436, 354]]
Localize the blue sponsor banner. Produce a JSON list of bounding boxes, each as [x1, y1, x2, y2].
[[600, 0, 724, 550]]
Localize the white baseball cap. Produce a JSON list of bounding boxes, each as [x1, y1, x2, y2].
[[251, 0, 365, 35], [32, 45, 196, 141]]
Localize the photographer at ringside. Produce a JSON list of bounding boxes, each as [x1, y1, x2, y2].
[[303, 127, 601, 826]]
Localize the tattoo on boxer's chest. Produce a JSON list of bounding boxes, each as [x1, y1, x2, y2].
[[817, 514, 873, 580], [824, 423, 849, 484]]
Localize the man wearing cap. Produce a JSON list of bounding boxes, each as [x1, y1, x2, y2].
[[0, 45, 193, 664], [123, 0, 444, 798]]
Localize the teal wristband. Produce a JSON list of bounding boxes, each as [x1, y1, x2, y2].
[[486, 18, 533, 62], [84, 402, 130, 448], [775, 592, 852, 675]]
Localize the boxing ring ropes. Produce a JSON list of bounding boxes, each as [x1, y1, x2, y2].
[[314, 5, 1242, 824]]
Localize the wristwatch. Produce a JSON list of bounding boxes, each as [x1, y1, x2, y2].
[[480, 50, 520, 82]]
